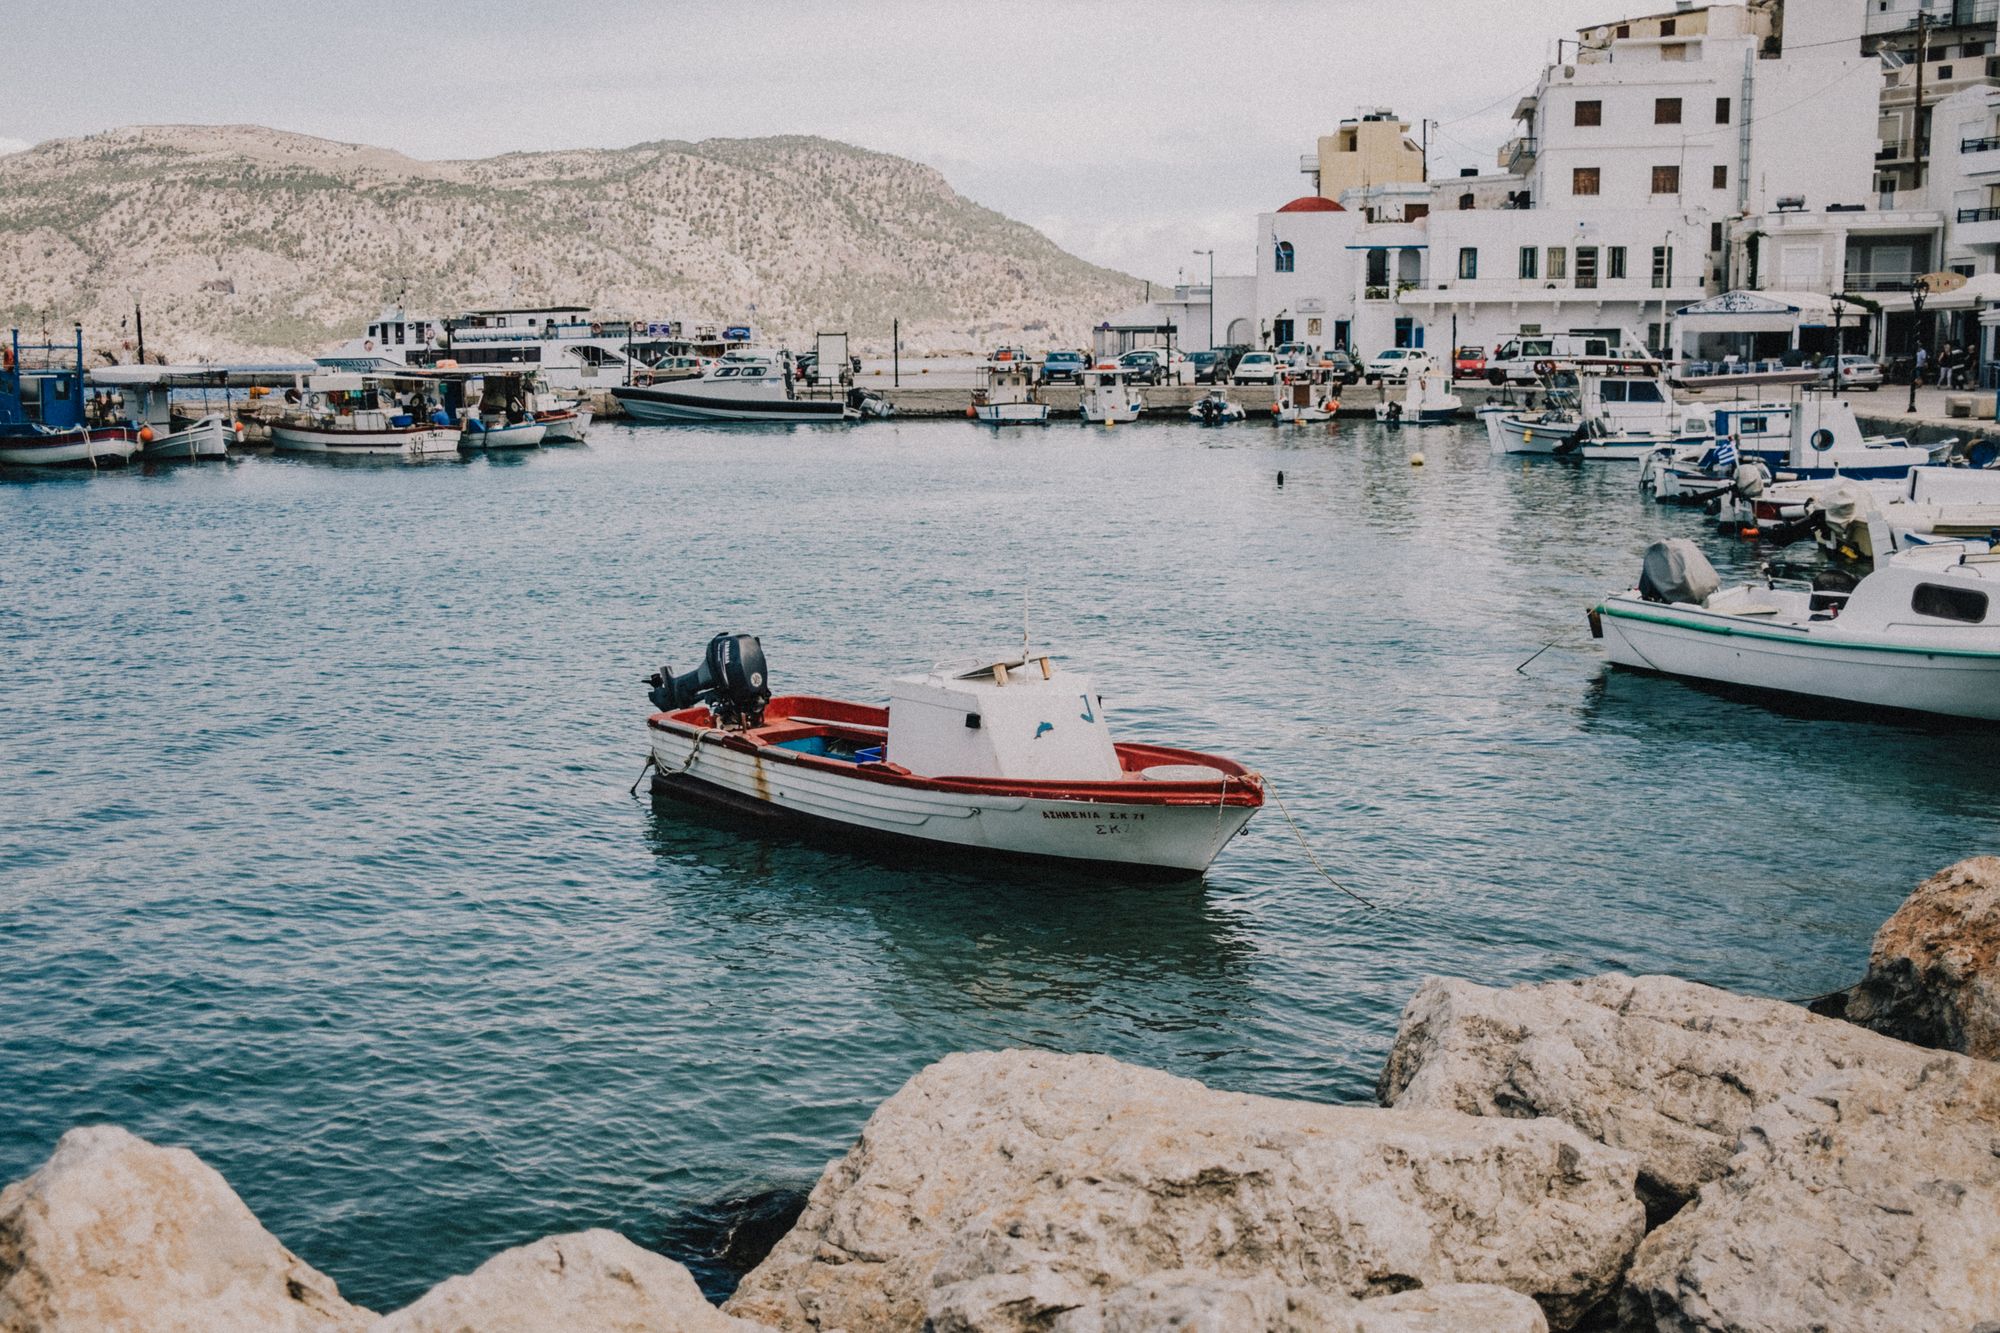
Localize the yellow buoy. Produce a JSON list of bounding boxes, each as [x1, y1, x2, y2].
[[1410, 452, 1425, 467]]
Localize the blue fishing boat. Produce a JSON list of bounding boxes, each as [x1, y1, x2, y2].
[[0, 327, 142, 468]]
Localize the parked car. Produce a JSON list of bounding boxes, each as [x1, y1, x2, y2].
[[794, 351, 862, 381], [1116, 348, 1189, 385], [1452, 345, 1487, 379], [1320, 349, 1360, 386], [637, 354, 712, 384], [1274, 341, 1317, 368], [989, 345, 1031, 365], [1363, 347, 1430, 385], [1187, 350, 1227, 384], [1816, 354, 1884, 390], [1484, 332, 1646, 385], [1039, 349, 1090, 384], [1231, 351, 1280, 385], [1214, 344, 1256, 375]]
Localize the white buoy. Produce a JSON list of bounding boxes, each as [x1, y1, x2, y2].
[[1410, 451, 1425, 467]]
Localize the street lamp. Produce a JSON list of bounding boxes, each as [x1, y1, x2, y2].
[[1908, 278, 1929, 415], [1830, 295, 1846, 394], [1193, 248, 1215, 352]]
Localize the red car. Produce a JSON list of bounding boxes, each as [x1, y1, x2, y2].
[[1452, 346, 1487, 378]]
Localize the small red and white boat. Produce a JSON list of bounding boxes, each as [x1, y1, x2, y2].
[[644, 635, 1263, 875]]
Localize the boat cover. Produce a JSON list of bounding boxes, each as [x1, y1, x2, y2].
[[1638, 538, 1720, 606]]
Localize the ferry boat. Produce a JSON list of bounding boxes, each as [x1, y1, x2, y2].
[[268, 372, 463, 457], [972, 362, 1050, 425], [610, 347, 855, 423], [318, 305, 710, 391], [1592, 538, 2000, 720], [643, 634, 1263, 875], [0, 328, 141, 467]]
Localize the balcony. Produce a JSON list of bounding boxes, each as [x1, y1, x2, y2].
[[1956, 205, 2000, 245], [1498, 137, 1537, 174], [1963, 135, 2000, 153], [1843, 269, 1924, 291]]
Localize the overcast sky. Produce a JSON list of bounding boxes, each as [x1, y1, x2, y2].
[[0, 0, 1623, 281]]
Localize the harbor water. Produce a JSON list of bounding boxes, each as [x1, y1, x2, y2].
[[3, 419, 1995, 1310]]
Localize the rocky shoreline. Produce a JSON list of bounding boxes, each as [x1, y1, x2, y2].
[[4, 858, 1995, 1332]]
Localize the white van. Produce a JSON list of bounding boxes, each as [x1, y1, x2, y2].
[[1486, 332, 1646, 385]]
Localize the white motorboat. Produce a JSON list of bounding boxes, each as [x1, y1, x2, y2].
[[1188, 390, 1245, 424], [1274, 364, 1343, 424], [269, 372, 462, 457], [88, 366, 243, 460], [1740, 468, 2000, 561], [1641, 396, 1945, 501], [1591, 537, 2000, 720], [1484, 360, 1705, 458], [644, 634, 1264, 875], [1078, 364, 1144, 424], [972, 362, 1051, 425], [1376, 367, 1461, 426], [610, 347, 854, 423], [535, 402, 592, 442]]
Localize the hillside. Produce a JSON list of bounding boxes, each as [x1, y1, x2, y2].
[[0, 125, 1145, 361]]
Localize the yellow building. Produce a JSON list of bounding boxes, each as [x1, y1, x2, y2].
[[1313, 111, 1426, 201]]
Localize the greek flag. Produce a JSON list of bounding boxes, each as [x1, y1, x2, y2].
[[1703, 436, 1738, 472]]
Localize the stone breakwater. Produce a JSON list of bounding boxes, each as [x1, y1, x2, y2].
[[3, 857, 1996, 1332]]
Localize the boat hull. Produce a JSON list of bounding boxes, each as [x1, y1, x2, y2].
[[975, 402, 1051, 425], [463, 422, 547, 449], [537, 408, 592, 442], [612, 385, 851, 423], [647, 720, 1258, 874], [0, 426, 140, 467], [144, 416, 233, 460], [1597, 597, 2000, 720], [269, 423, 463, 456]]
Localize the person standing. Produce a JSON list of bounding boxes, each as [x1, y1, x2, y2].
[[1916, 343, 1930, 386]]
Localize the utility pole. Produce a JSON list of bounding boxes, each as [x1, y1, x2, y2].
[[134, 302, 145, 366], [1914, 11, 1930, 192], [1193, 249, 1215, 351], [893, 317, 900, 387]]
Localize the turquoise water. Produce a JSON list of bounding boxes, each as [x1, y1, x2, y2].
[[3, 420, 1994, 1310]]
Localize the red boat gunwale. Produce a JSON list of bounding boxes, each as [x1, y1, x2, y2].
[[648, 694, 1263, 808]]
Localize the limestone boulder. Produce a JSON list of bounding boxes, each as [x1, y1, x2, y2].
[[932, 1270, 1548, 1332], [0, 1124, 372, 1333], [1843, 855, 2000, 1060], [1378, 972, 1933, 1220], [378, 1228, 763, 1332], [1622, 1055, 2000, 1331], [725, 1050, 1642, 1332]]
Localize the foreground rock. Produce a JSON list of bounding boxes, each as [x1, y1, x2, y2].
[[934, 1271, 1548, 1332], [1842, 855, 2000, 1060], [726, 1050, 1642, 1332], [1623, 1055, 2000, 1331], [378, 1228, 763, 1332], [0, 1125, 372, 1333], [1378, 972, 1934, 1221]]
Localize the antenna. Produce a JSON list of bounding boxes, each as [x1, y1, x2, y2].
[[1022, 590, 1031, 661]]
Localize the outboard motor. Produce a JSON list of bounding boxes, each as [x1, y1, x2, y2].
[[647, 633, 770, 728]]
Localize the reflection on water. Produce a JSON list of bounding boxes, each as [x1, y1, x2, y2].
[[2, 417, 1993, 1310]]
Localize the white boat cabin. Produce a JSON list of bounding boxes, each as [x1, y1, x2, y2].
[[887, 656, 1120, 782]]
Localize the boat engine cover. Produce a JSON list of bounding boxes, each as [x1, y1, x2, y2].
[[1639, 539, 1720, 606]]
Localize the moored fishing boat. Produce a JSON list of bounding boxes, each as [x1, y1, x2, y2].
[[269, 372, 461, 457], [643, 634, 1263, 875], [1077, 364, 1144, 424], [971, 361, 1051, 425], [1274, 364, 1341, 424], [88, 365, 243, 460], [1375, 367, 1460, 426], [0, 328, 141, 468], [1484, 359, 1704, 457], [1640, 395, 1945, 501], [1590, 537, 2000, 719], [1188, 389, 1246, 424]]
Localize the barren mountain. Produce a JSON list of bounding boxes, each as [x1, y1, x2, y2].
[[0, 124, 1144, 361]]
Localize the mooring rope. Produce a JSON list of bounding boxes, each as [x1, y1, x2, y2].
[[1264, 779, 1378, 909]]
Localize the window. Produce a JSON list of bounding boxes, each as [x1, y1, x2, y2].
[[1913, 583, 1990, 622], [1574, 166, 1601, 196], [1577, 246, 1599, 288], [1662, 42, 1688, 60], [1939, 64, 1954, 80], [1274, 240, 1295, 273], [1713, 164, 1728, 189], [1547, 247, 1568, 281], [1627, 381, 1664, 403], [1365, 248, 1388, 286], [1616, 23, 1630, 37], [1601, 381, 1629, 402], [1716, 97, 1732, 124], [1651, 164, 1680, 195], [1710, 221, 1724, 250], [1576, 99, 1603, 127], [1272, 318, 1294, 344], [1458, 247, 1479, 280], [1656, 97, 1682, 125], [1459, 193, 1475, 210], [1608, 246, 1627, 279], [1651, 245, 1674, 288], [1519, 246, 1538, 280], [1659, 17, 1676, 34]]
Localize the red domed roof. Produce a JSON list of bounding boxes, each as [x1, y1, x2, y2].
[[1277, 195, 1345, 213]]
